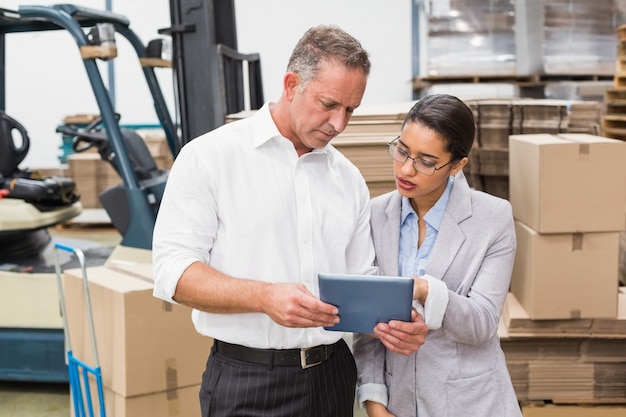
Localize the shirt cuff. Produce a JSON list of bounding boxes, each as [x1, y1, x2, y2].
[[421, 274, 449, 330], [357, 383, 388, 409]]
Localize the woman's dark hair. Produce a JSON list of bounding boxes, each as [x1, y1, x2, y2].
[[403, 94, 475, 160]]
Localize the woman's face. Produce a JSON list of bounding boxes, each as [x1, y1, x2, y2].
[[392, 122, 465, 202]]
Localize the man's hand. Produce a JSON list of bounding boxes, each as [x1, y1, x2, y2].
[[262, 282, 340, 328], [373, 309, 427, 355]]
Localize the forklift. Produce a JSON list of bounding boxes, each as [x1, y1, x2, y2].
[[0, 1, 263, 382], [0, 3, 177, 382]]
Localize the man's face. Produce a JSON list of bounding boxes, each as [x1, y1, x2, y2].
[[286, 61, 367, 155]]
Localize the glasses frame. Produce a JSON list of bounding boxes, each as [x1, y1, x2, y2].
[[387, 136, 455, 176]]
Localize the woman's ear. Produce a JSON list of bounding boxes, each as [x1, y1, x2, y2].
[[450, 156, 469, 176]]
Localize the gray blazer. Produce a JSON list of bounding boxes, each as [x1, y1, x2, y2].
[[353, 172, 522, 417]]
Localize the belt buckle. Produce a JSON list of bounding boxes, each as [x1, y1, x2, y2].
[[300, 346, 323, 369]]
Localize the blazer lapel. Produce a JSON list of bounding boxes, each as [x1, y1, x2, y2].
[[379, 192, 402, 277], [426, 173, 472, 280]]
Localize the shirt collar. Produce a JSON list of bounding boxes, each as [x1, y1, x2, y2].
[[252, 102, 282, 147], [251, 102, 334, 161], [400, 175, 455, 231]]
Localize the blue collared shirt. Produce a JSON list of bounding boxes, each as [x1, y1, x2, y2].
[[399, 176, 453, 277], [398, 176, 453, 330]]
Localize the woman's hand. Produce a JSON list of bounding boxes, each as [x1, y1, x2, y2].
[[374, 309, 427, 355], [365, 400, 396, 417]]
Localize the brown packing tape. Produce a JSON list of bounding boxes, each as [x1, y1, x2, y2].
[[167, 388, 180, 416], [555, 134, 592, 160], [165, 358, 178, 390], [166, 388, 178, 401], [578, 143, 590, 161], [569, 309, 581, 319], [162, 300, 173, 312], [571, 233, 583, 251]]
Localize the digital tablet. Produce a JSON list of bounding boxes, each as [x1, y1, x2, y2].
[[318, 273, 414, 333]]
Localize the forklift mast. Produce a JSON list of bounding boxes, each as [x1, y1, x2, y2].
[[0, 4, 178, 251], [165, 0, 264, 148]]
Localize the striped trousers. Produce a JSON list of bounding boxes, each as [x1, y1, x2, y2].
[[199, 339, 357, 417]]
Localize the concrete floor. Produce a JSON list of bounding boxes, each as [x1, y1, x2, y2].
[[0, 381, 69, 417], [0, 381, 367, 417], [0, 220, 368, 416]]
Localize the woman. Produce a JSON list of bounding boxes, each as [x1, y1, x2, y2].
[[353, 94, 522, 417]]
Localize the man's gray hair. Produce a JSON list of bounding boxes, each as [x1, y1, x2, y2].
[[287, 25, 371, 91]]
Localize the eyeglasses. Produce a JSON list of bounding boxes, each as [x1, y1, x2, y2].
[[387, 137, 455, 176]]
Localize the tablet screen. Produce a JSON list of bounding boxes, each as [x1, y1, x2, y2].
[[318, 273, 414, 333]]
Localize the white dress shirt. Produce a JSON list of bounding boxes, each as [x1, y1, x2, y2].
[[152, 102, 377, 349]]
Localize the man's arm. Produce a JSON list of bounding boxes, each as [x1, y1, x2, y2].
[[174, 261, 341, 329]]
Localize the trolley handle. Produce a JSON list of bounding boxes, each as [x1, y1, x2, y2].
[[53, 242, 101, 368]]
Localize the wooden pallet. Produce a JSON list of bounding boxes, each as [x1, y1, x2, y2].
[[413, 73, 614, 91], [521, 401, 626, 417], [601, 115, 626, 140]]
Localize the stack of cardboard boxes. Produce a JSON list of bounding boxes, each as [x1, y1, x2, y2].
[[62, 263, 211, 417], [502, 132, 626, 414], [508, 133, 626, 320]]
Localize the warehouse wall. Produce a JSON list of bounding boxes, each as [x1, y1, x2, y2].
[[3, 0, 412, 168]]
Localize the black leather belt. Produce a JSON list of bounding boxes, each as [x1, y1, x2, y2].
[[214, 339, 335, 369]]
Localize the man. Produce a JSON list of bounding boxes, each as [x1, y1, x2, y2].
[[152, 25, 427, 416]]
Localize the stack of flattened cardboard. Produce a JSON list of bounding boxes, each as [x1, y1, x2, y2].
[[332, 102, 416, 197], [67, 152, 120, 209], [542, 0, 620, 75], [511, 99, 567, 134], [63, 264, 211, 417], [499, 289, 626, 405], [425, 0, 517, 76], [136, 129, 174, 171], [567, 102, 603, 135], [501, 132, 626, 408], [466, 99, 512, 199]]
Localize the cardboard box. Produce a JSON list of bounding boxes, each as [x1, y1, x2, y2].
[[67, 153, 121, 208], [0, 270, 62, 328], [63, 265, 211, 397], [511, 220, 619, 320], [509, 133, 626, 233], [71, 384, 201, 417]]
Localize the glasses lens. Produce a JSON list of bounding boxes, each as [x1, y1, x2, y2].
[[414, 159, 435, 176], [388, 143, 405, 163]]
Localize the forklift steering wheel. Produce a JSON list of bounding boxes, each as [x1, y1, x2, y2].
[[54, 113, 121, 154], [72, 113, 121, 153]]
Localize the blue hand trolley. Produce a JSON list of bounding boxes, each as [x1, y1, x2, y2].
[[53, 242, 106, 417]]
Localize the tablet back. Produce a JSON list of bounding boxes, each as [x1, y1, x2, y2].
[[318, 273, 414, 333]]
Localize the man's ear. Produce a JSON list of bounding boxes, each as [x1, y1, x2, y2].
[[283, 72, 300, 101]]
